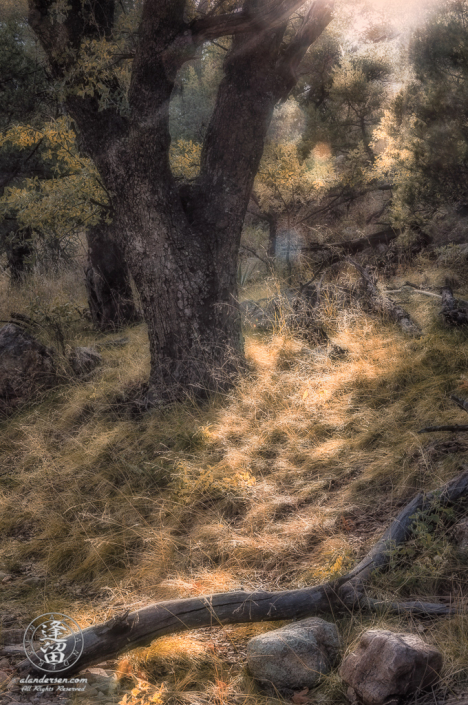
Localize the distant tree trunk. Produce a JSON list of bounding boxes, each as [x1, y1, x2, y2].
[[6, 226, 34, 283], [85, 221, 140, 331], [267, 212, 278, 258]]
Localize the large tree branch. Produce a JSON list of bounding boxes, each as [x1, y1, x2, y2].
[[189, 0, 308, 42], [277, 0, 335, 95], [17, 468, 468, 676], [185, 0, 334, 270]]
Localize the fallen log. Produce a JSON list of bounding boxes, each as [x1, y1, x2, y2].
[[17, 468, 468, 675]]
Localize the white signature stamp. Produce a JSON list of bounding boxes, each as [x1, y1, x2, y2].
[[23, 612, 84, 673]]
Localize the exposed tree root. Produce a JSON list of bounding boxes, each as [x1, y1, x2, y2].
[[17, 468, 468, 675]]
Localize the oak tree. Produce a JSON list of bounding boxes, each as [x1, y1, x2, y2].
[[28, 0, 334, 402]]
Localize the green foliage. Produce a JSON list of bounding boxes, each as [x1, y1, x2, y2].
[[169, 139, 201, 180], [380, 498, 458, 595], [0, 117, 105, 243], [254, 141, 325, 214], [0, 18, 49, 130], [169, 45, 226, 142], [377, 0, 468, 227], [298, 41, 391, 167]]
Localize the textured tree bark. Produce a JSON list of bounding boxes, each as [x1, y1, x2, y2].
[[28, 0, 334, 402], [85, 222, 140, 331], [17, 467, 468, 676]]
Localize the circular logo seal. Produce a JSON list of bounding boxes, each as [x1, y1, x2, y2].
[[23, 613, 83, 673]]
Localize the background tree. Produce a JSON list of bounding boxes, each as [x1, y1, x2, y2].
[[0, 14, 139, 327], [295, 41, 393, 234], [0, 14, 49, 280], [376, 0, 468, 229]]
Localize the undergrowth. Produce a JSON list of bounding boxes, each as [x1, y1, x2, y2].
[[0, 261, 468, 703]]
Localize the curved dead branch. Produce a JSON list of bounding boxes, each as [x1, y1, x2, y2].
[[343, 258, 422, 336], [17, 468, 468, 676]]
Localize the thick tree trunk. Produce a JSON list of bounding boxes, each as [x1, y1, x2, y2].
[[84, 222, 140, 332], [28, 0, 334, 403], [113, 194, 244, 402]]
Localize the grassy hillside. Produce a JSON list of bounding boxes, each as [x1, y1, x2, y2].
[[1, 255, 468, 704]]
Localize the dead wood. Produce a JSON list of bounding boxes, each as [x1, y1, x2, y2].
[[360, 597, 461, 617], [304, 229, 397, 256], [344, 258, 422, 336], [418, 425, 468, 433], [450, 395, 468, 414], [17, 468, 468, 675], [441, 286, 468, 327]]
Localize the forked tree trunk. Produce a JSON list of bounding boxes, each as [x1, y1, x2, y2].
[[28, 0, 335, 403], [85, 222, 140, 332]]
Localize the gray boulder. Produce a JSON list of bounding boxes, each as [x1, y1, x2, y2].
[[340, 630, 443, 705], [247, 617, 340, 690], [0, 324, 57, 416], [69, 346, 102, 376]]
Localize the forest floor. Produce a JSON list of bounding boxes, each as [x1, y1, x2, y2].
[[1, 252, 468, 705]]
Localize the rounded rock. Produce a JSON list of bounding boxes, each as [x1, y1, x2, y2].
[[247, 617, 340, 690]]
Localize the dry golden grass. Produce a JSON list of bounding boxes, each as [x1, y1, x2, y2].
[[0, 261, 468, 703]]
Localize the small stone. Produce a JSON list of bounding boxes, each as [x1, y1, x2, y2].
[[247, 617, 340, 690], [68, 347, 102, 376], [340, 629, 443, 705]]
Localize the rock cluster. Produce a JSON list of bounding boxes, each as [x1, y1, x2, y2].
[[454, 517, 468, 554], [0, 323, 103, 416], [246, 622, 443, 705]]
